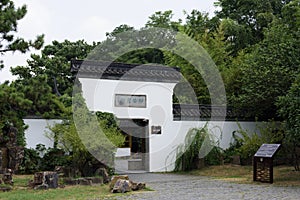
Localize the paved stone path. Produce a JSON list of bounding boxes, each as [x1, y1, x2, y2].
[[112, 173, 300, 200]]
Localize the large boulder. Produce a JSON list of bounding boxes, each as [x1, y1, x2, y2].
[[109, 175, 146, 193], [112, 179, 132, 193], [33, 171, 58, 189], [109, 175, 129, 190]]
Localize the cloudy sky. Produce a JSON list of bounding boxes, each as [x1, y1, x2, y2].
[[1, 0, 217, 82]]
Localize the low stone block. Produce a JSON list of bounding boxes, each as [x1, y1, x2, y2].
[[131, 182, 146, 191], [78, 178, 92, 186]]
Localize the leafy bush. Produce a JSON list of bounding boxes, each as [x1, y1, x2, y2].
[[19, 147, 41, 174], [19, 144, 69, 174], [40, 148, 69, 171], [277, 75, 300, 171], [174, 124, 222, 171], [229, 121, 285, 165], [205, 146, 223, 166], [45, 94, 125, 176]]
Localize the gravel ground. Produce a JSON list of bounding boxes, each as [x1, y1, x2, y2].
[[110, 173, 300, 200]]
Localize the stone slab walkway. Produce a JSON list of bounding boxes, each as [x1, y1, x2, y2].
[[112, 173, 300, 200]]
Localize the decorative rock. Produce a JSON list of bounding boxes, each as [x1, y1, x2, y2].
[[33, 171, 59, 189], [78, 178, 92, 186], [34, 172, 43, 185], [45, 172, 58, 188], [131, 182, 146, 191], [109, 175, 146, 193], [109, 175, 129, 190], [2, 169, 13, 185], [63, 177, 103, 186], [112, 179, 132, 193], [90, 177, 103, 184]]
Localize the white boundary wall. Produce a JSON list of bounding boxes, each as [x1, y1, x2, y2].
[[24, 119, 61, 149], [21, 78, 261, 172], [150, 120, 260, 171], [80, 78, 261, 172]]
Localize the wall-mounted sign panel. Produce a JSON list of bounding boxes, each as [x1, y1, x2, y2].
[[151, 126, 162, 134], [115, 94, 146, 108]]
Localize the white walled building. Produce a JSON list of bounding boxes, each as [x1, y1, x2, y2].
[[71, 60, 259, 172]]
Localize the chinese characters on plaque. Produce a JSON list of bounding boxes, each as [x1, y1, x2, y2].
[[115, 94, 146, 108]]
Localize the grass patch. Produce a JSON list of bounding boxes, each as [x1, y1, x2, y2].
[[0, 175, 151, 200], [187, 165, 300, 186]]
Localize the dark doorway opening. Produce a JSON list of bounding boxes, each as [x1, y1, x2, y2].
[[117, 118, 149, 171]]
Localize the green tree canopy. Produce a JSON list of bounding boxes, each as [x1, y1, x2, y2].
[[0, 0, 44, 146], [0, 81, 31, 146], [214, 0, 291, 55], [0, 0, 44, 69], [277, 75, 300, 171], [11, 40, 94, 97], [231, 1, 300, 120]]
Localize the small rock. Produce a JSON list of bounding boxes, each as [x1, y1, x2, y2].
[[132, 182, 146, 191], [2, 169, 13, 185]]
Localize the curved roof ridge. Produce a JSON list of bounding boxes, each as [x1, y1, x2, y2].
[[71, 59, 181, 83]]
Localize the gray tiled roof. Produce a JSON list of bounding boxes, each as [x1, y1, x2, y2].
[[173, 104, 249, 121], [71, 59, 181, 83]]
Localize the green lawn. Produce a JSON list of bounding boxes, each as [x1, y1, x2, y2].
[[0, 175, 125, 200], [187, 165, 300, 186]]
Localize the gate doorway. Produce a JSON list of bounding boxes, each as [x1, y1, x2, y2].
[[115, 119, 149, 173]]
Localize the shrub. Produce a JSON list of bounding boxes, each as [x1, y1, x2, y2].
[[19, 144, 69, 174], [174, 124, 222, 171], [230, 121, 285, 165], [19, 147, 41, 174]]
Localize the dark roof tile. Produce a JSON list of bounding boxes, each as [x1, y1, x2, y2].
[[71, 59, 181, 83]]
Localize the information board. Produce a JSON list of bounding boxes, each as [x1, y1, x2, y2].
[[254, 144, 281, 158]]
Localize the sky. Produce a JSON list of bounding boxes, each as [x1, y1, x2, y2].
[[0, 0, 217, 82]]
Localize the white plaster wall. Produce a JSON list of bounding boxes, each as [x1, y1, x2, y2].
[[24, 119, 61, 149], [80, 78, 261, 172], [80, 78, 175, 120], [149, 121, 261, 172], [23, 118, 260, 172]]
